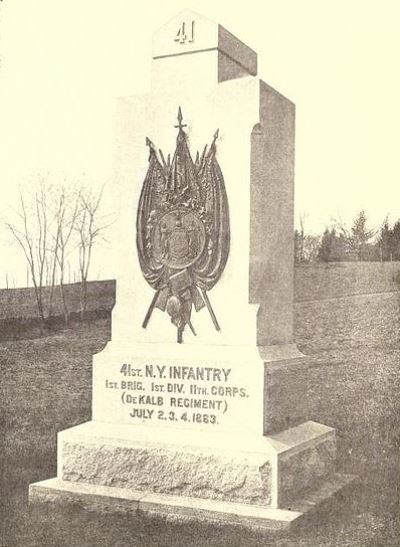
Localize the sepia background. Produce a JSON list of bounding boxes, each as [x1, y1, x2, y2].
[[0, 0, 399, 286], [1, 2, 399, 547]]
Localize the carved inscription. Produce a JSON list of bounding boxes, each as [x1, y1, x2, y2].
[[174, 20, 195, 44], [103, 363, 250, 427]]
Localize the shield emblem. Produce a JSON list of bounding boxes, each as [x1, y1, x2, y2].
[[169, 229, 189, 260]]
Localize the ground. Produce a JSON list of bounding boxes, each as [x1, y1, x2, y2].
[[1, 294, 400, 546]]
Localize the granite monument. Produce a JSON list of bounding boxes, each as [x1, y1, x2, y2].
[[30, 11, 354, 530]]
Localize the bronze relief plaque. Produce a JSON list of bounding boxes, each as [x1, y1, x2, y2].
[[136, 108, 230, 343]]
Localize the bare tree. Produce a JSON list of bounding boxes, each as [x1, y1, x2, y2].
[[5, 185, 53, 324], [52, 186, 80, 325], [5, 179, 113, 326], [75, 185, 112, 321]]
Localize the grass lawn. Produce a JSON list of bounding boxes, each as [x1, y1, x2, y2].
[[1, 298, 400, 546]]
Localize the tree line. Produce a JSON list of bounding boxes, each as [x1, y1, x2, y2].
[[295, 211, 400, 263], [4, 180, 113, 326]]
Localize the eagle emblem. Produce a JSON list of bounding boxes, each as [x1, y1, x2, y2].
[[136, 108, 230, 343]]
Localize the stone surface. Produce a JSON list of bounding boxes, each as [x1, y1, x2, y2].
[[267, 421, 336, 507], [29, 473, 356, 532], [109, 10, 297, 356], [263, 358, 309, 435], [92, 342, 265, 435], [152, 11, 257, 84], [278, 437, 336, 507], [111, 78, 260, 348], [93, 10, 299, 433], [54, 420, 336, 511], [250, 81, 295, 348], [61, 440, 272, 505]]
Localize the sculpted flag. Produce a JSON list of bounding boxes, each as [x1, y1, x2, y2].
[[136, 108, 230, 343]]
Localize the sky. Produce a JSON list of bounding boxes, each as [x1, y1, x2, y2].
[[0, 0, 399, 286]]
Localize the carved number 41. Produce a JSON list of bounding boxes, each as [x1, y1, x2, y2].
[[174, 21, 195, 44]]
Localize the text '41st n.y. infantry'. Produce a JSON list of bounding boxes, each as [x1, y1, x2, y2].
[[136, 108, 230, 343]]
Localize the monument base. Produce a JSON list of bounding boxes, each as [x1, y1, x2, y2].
[[29, 474, 354, 532], [29, 420, 356, 532]]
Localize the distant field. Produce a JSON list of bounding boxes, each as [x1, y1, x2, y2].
[[0, 262, 399, 322], [0, 280, 115, 321], [295, 261, 400, 302]]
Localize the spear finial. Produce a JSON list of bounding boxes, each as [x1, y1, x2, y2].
[[146, 136, 156, 152], [174, 106, 187, 131]]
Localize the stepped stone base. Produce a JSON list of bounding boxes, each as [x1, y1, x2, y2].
[[29, 474, 355, 532], [29, 419, 356, 530]]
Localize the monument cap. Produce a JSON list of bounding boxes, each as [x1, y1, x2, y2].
[[152, 10, 257, 79]]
